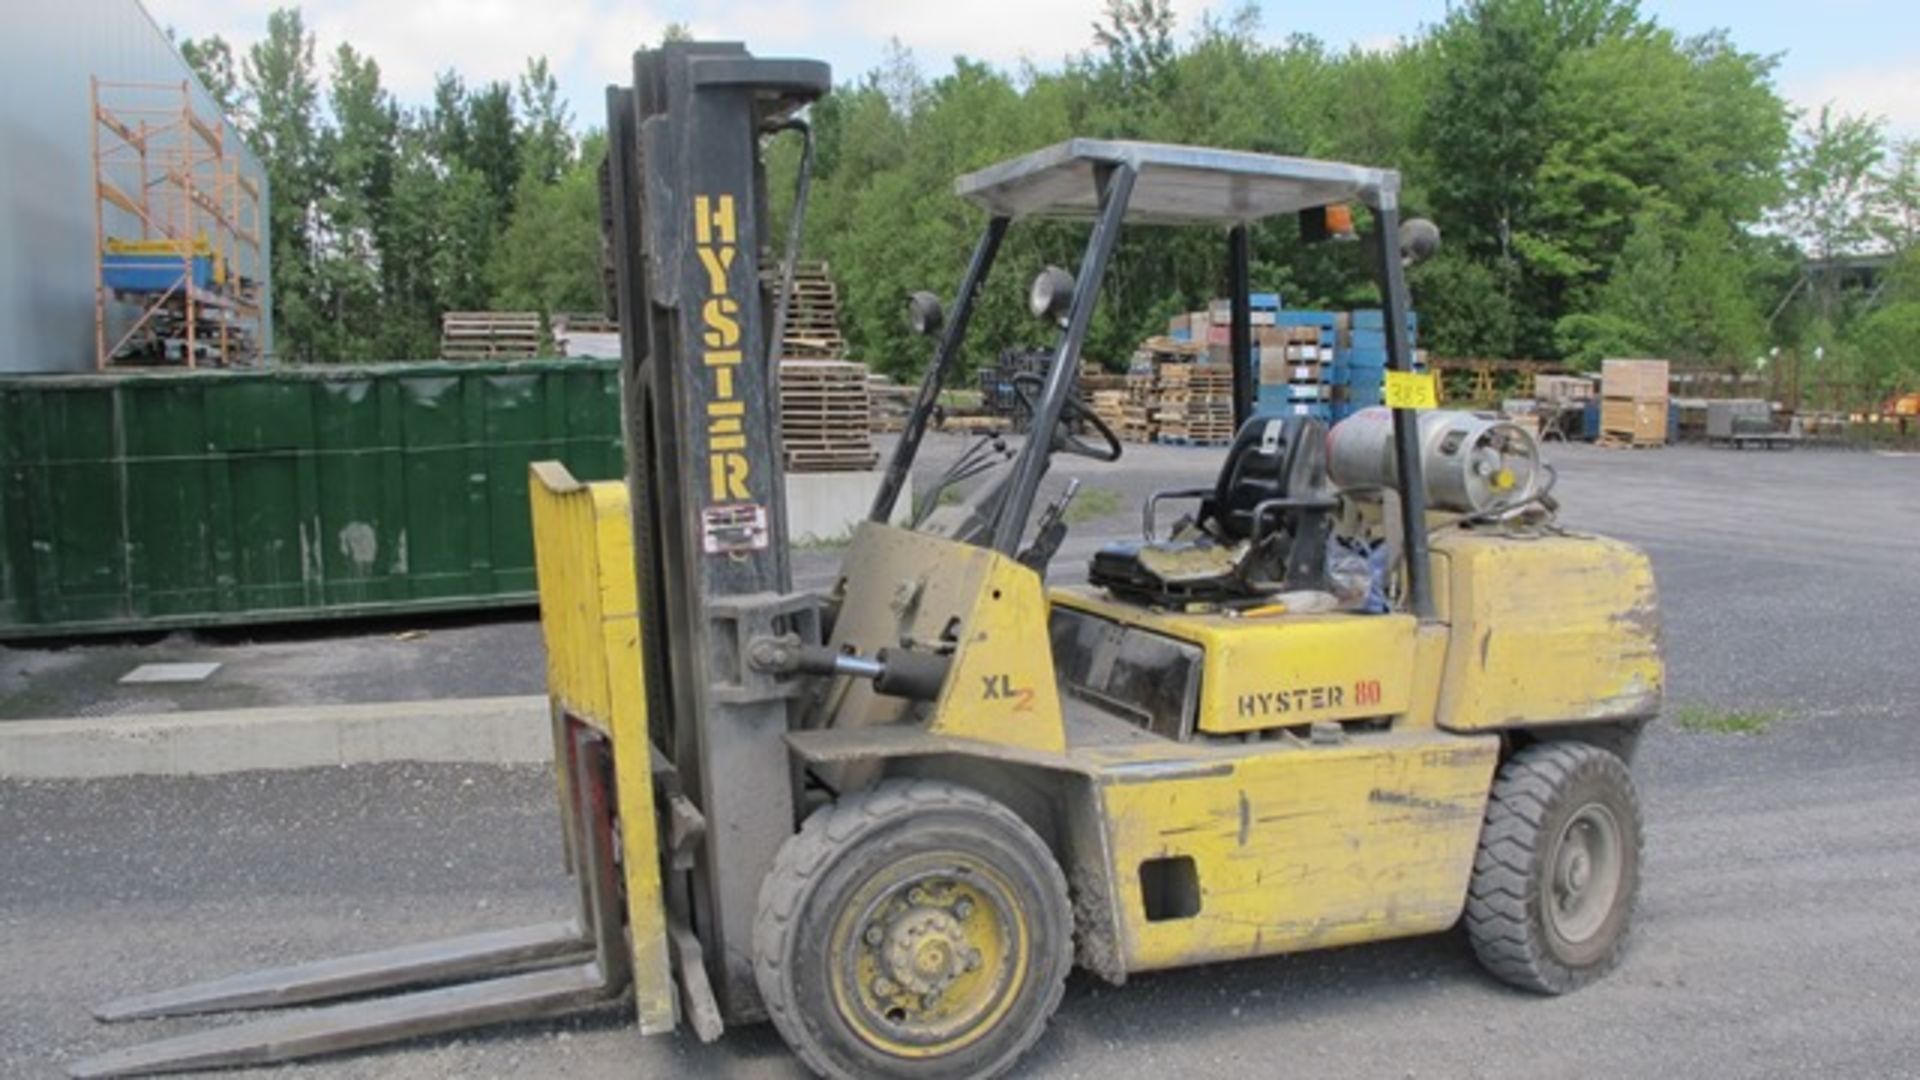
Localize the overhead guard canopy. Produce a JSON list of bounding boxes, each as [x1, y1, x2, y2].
[[953, 139, 1399, 226]]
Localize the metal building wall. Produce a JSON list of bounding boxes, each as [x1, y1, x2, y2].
[[0, 0, 272, 374]]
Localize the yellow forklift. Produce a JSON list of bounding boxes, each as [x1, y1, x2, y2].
[[74, 41, 1662, 1080]]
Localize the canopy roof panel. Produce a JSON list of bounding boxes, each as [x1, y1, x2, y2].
[[953, 139, 1397, 226]]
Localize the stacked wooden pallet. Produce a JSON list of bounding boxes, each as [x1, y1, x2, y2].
[[550, 313, 617, 336], [1598, 358, 1669, 447], [1089, 389, 1129, 435], [1119, 374, 1157, 442], [441, 312, 541, 360], [1155, 362, 1236, 445], [780, 359, 878, 472], [781, 261, 848, 360], [1077, 365, 1129, 440]]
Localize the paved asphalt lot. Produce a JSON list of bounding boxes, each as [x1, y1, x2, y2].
[[4, 436, 1920, 1078]]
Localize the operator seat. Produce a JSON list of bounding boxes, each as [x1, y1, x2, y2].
[[1088, 415, 1336, 606]]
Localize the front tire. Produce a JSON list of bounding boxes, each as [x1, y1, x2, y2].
[[1466, 742, 1643, 994], [754, 779, 1073, 1079]]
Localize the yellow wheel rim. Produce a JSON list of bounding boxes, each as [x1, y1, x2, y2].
[[826, 851, 1030, 1060]]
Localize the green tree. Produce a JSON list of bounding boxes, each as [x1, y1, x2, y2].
[[515, 57, 574, 189], [1418, 0, 1787, 356], [1091, 0, 1178, 96], [243, 7, 323, 362], [210, 0, 1807, 373], [1416, 252, 1521, 358], [375, 123, 448, 357], [489, 136, 605, 315], [1555, 212, 1766, 367], [1666, 216, 1766, 364], [1780, 107, 1886, 262], [1844, 301, 1920, 398], [1873, 138, 1920, 252], [465, 81, 523, 219], [1778, 107, 1886, 329], [428, 71, 470, 164], [177, 33, 243, 118], [315, 43, 398, 359]]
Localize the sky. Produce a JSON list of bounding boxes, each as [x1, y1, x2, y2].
[[146, 0, 1920, 139]]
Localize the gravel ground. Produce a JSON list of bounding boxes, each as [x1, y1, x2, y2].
[[4, 436, 1920, 1077]]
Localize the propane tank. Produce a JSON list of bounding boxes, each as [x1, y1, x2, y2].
[[1326, 407, 1543, 515]]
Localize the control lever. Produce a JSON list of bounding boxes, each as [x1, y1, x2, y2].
[[1018, 478, 1080, 575]]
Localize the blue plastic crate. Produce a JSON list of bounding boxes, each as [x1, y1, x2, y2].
[[1255, 398, 1333, 422], [1249, 292, 1282, 310], [1278, 310, 1339, 329], [1256, 383, 1326, 401], [1350, 308, 1420, 332]]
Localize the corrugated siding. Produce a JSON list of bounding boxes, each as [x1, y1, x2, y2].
[[0, 0, 272, 374]]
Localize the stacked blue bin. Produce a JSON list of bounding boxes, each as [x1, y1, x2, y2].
[[1331, 308, 1421, 422], [1254, 310, 1336, 424]]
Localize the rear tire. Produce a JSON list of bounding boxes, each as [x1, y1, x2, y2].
[[1465, 742, 1643, 994], [754, 779, 1073, 1079]]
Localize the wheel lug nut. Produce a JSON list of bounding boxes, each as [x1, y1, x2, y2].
[[966, 948, 982, 970], [953, 898, 974, 919], [908, 887, 927, 905], [864, 924, 885, 946], [873, 977, 897, 999], [921, 992, 940, 1010]]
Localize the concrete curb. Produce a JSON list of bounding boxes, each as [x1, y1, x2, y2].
[[0, 696, 552, 780]]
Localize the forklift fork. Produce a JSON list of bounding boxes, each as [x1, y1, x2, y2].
[[68, 720, 634, 1079]]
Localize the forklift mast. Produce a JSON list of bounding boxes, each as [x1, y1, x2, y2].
[[604, 43, 830, 1021]]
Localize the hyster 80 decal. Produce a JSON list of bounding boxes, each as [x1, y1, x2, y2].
[[693, 193, 751, 504], [1237, 684, 1346, 719]]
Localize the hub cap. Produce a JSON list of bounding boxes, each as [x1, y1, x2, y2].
[[828, 852, 1027, 1059], [1546, 803, 1624, 945]]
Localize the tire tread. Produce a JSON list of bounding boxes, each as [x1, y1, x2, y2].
[[1465, 741, 1643, 995], [754, 779, 1072, 1079]]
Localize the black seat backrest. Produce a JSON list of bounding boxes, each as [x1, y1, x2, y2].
[[1200, 416, 1329, 541]]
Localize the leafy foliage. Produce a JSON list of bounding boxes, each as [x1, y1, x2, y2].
[[175, 2, 1920, 402], [176, 9, 596, 361]]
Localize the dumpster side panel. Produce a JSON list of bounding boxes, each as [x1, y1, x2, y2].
[[0, 359, 622, 637]]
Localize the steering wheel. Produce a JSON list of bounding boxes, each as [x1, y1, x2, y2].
[[1010, 373, 1123, 462]]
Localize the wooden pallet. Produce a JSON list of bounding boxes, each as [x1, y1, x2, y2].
[[774, 261, 849, 361], [779, 358, 875, 472], [1089, 389, 1129, 436], [441, 311, 542, 360], [1144, 351, 1234, 445], [549, 312, 617, 336], [942, 414, 1011, 434], [785, 447, 880, 470]]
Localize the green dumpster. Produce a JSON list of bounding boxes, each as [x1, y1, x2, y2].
[[0, 359, 623, 638]]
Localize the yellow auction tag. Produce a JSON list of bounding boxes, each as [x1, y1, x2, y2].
[[1383, 370, 1439, 410]]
